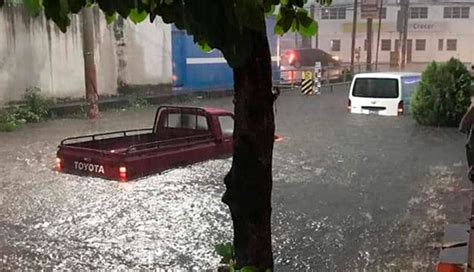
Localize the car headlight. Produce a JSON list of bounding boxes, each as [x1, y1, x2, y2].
[[332, 55, 340, 61]]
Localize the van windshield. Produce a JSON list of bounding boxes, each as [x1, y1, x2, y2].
[[352, 78, 399, 98]]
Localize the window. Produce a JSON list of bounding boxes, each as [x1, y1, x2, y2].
[[447, 39, 457, 51], [331, 40, 341, 51], [381, 40, 391, 51], [218, 116, 234, 137], [321, 7, 346, 19], [364, 39, 367, 51], [352, 78, 399, 98], [438, 39, 443, 51], [165, 113, 208, 130], [410, 7, 428, 19], [415, 39, 426, 51], [444, 7, 470, 18]]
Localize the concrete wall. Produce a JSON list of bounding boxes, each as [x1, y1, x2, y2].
[[0, 5, 172, 104]]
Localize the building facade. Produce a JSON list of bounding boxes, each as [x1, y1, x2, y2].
[[315, 0, 474, 65]]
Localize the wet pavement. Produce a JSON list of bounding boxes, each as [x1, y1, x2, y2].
[[0, 86, 471, 271]]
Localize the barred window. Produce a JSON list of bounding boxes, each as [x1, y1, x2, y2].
[[381, 40, 391, 51], [321, 8, 346, 19], [415, 39, 426, 51], [410, 7, 428, 19], [447, 39, 457, 51], [331, 40, 341, 51], [444, 7, 470, 18]]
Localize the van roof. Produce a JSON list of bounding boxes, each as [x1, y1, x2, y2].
[[354, 72, 421, 79]]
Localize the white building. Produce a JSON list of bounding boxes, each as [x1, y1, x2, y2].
[[314, 0, 474, 66]]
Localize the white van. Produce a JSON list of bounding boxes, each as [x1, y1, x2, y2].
[[348, 72, 421, 116]]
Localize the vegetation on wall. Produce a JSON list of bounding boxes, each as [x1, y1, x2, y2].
[[0, 87, 52, 132]]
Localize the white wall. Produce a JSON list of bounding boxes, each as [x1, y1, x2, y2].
[[0, 6, 172, 104]]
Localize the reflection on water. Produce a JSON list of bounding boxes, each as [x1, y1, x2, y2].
[[0, 133, 233, 269]]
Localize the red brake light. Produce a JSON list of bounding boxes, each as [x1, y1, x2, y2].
[[398, 101, 404, 115], [119, 166, 127, 181], [55, 158, 62, 171], [288, 52, 297, 64], [436, 263, 464, 272]]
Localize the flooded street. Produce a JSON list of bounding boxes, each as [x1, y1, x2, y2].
[[0, 88, 470, 271]]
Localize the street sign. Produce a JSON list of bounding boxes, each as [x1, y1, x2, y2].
[[313, 62, 322, 95], [301, 71, 314, 95], [361, 0, 379, 19]]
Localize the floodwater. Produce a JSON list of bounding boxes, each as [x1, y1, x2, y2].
[[0, 88, 470, 271]]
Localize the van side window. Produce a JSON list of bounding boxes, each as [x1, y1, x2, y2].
[[218, 116, 234, 137]]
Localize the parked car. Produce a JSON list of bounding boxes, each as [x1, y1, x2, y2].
[[348, 72, 421, 116], [281, 48, 341, 68], [56, 106, 235, 181]]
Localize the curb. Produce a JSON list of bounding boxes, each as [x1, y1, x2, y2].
[[49, 89, 235, 117]]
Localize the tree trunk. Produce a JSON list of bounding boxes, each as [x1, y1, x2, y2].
[[222, 28, 275, 271], [82, 7, 99, 119]]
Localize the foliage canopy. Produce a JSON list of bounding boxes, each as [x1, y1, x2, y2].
[[1, 0, 330, 67]]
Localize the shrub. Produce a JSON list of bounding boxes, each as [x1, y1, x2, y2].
[[14, 87, 51, 123], [411, 58, 472, 127], [0, 110, 25, 132]]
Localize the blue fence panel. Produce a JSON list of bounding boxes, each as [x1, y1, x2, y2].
[[172, 17, 280, 92]]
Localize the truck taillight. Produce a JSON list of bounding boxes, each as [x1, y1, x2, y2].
[[436, 263, 464, 272], [55, 158, 62, 171], [398, 101, 404, 115], [288, 52, 297, 64], [347, 99, 351, 111], [119, 166, 127, 181]]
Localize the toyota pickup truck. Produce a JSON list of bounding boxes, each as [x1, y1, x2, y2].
[[56, 106, 234, 181]]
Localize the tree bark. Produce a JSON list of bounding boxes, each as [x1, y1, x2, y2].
[[222, 27, 275, 271], [82, 7, 99, 119]]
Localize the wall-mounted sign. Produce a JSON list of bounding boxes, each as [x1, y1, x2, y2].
[[361, 0, 379, 19]]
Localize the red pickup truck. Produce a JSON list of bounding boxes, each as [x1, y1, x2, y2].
[[56, 106, 234, 181]]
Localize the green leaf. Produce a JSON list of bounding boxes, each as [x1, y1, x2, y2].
[[129, 8, 148, 24], [265, 269, 273, 272], [24, 0, 42, 17], [240, 266, 258, 272], [68, 0, 86, 13], [298, 20, 317, 36], [164, 0, 174, 4], [264, 4, 275, 16], [198, 41, 213, 53], [280, 0, 289, 5], [234, 0, 265, 31], [105, 12, 116, 24], [214, 242, 234, 259]]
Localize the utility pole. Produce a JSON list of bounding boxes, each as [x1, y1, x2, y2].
[[350, 0, 358, 74], [366, 18, 373, 72], [398, 0, 409, 70], [375, 0, 383, 71], [302, 4, 315, 48], [401, 0, 409, 70], [82, 7, 99, 119]]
